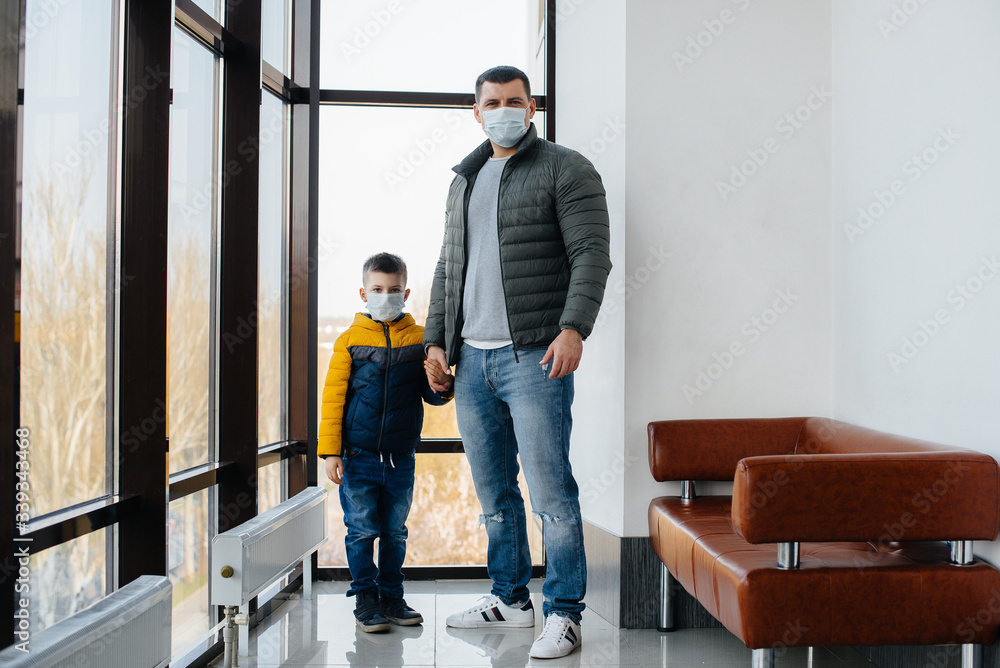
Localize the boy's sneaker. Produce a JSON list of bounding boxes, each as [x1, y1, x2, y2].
[[354, 590, 390, 633], [529, 614, 582, 659], [380, 597, 423, 625], [446, 595, 535, 628]]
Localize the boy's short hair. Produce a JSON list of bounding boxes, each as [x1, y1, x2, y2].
[[475, 65, 531, 103], [362, 252, 407, 285]]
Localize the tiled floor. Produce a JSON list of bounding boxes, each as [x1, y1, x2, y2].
[[209, 580, 879, 667]]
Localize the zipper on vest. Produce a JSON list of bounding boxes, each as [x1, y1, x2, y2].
[[375, 322, 392, 451], [495, 163, 519, 363]]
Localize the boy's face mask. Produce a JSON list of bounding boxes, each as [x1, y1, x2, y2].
[[365, 293, 405, 322]]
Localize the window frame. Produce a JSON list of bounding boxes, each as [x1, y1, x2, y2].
[[0, 0, 557, 658]]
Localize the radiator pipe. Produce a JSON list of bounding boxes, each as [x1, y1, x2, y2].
[[222, 605, 243, 668]]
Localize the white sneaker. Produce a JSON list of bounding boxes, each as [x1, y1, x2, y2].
[[446, 595, 535, 628], [529, 614, 582, 659]]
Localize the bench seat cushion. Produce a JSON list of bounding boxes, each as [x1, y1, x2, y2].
[[649, 496, 1000, 649]]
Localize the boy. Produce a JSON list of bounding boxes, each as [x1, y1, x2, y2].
[[319, 252, 454, 632]]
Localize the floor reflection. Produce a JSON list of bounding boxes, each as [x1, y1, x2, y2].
[[208, 580, 880, 667]]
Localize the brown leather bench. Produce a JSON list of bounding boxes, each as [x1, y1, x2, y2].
[[648, 417, 1000, 668]]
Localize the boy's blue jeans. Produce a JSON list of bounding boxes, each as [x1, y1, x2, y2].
[[455, 343, 587, 623], [339, 446, 415, 599]]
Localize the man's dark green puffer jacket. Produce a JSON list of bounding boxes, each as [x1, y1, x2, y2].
[[423, 124, 612, 365]]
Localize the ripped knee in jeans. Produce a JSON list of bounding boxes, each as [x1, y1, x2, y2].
[[533, 511, 577, 524], [479, 510, 505, 527]]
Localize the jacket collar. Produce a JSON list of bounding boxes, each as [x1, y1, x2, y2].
[[352, 312, 415, 331], [453, 123, 540, 178]]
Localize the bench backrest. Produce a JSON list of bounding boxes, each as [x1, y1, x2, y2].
[[793, 417, 964, 456]]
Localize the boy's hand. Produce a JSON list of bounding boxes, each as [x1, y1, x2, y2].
[[540, 329, 583, 379], [324, 456, 344, 485], [425, 346, 452, 392]]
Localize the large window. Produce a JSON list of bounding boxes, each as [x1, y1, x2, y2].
[[167, 24, 221, 658], [169, 488, 214, 657], [20, 0, 115, 518], [17, 0, 116, 630], [27, 530, 107, 635], [262, 0, 291, 76], [168, 28, 220, 474], [258, 90, 290, 516], [320, 0, 545, 92], [3, 0, 556, 660], [317, 2, 550, 569], [259, 92, 288, 448]]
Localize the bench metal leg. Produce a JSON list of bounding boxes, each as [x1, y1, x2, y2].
[[962, 643, 983, 668], [658, 562, 675, 632], [752, 648, 774, 668], [952, 540, 974, 565]]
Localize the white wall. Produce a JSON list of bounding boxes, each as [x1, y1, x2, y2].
[[832, 0, 1000, 562], [565, 1, 1000, 545], [621, 0, 834, 536], [561, 0, 835, 538], [557, 0, 628, 536]]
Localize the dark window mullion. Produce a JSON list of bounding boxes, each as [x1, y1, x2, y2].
[[117, 0, 172, 587], [317, 89, 549, 111], [217, 0, 262, 535], [0, 0, 21, 650], [262, 60, 296, 102], [175, 0, 236, 57], [168, 461, 236, 502], [19, 496, 140, 554], [546, 0, 557, 142], [287, 0, 318, 498], [416, 439, 465, 454]]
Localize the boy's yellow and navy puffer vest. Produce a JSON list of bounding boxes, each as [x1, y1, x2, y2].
[[318, 312, 451, 458]]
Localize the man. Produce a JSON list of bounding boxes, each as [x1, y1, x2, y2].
[[423, 65, 611, 660]]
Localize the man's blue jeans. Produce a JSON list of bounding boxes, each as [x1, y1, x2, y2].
[[455, 343, 587, 622], [339, 446, 415, 599]]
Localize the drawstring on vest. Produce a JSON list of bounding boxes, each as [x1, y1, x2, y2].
[[380, 451, 395, 469]]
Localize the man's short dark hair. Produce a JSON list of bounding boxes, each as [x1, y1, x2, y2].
[[363, 252, 407, 284], [475, 66, 531, 103]]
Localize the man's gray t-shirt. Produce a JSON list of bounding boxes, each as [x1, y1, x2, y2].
[[461, 155, 513, 348]]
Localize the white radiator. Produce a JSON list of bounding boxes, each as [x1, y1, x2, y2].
[[211, 486, 327, 608], [0, 575, 171, 668]]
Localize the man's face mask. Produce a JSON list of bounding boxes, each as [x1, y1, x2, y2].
[[481, 106, 529, 148]]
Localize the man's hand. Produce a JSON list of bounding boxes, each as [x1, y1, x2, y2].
[[324, 456, 344, 485], [425, 346, 451, 392], [424, 358, 454, 392], [540, 329, 583, 379]]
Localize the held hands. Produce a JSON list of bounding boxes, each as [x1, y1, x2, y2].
[[424, 346, 453, 393], [324, 456, 344, 485], [540, 329, 583, 379]]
